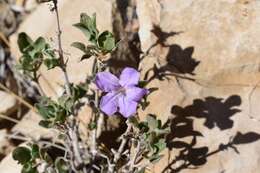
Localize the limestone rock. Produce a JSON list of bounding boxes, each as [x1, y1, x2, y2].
[[0, 129, 13, 158], [0, 91, 17, 115], [12, 110, 56, 140], [0, 152, 21, 173], [137, 0, 260, 173]]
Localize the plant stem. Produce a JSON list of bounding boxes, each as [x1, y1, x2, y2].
[[129, 141, 141, 172], [91, 60, 102, 157], [52, 0, 71, 96], [113, 120, 132, 163], [0, 82, 36, 112], [0, 114, 19, 123], [52, 1, 86, 173]]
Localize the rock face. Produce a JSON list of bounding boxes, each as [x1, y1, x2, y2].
[[11, 110, 57, 140], [0, 91, 17, 115], [0, 153, 21, 173], [137, 0, 260, 172]]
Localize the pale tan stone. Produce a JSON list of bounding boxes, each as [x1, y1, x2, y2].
[[137, 0, 260, 172], [11, 110, 57, 140], [0, 152, 22, 173], [0, 91, 17, 115]]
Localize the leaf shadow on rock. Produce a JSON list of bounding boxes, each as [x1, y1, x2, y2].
[[171, 95, 242, 130], [162, 95, 260, 173], [143, 25, 200, 85]]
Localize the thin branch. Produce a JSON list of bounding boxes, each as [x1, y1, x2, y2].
[[129, 141, 141, 172], [0, 114, 20, 124], [7, 134, 69, 152], [52, 0, 71, 96], [113, 120, 132, 163], [0, 32, 10, 47], [52, 1, 87, 173], [0, 82, 36, 112]]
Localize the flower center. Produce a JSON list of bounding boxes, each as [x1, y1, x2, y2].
[[117, 87, 126, 96]]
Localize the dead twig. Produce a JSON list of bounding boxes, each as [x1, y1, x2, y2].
[[0, 82, 36, 112]]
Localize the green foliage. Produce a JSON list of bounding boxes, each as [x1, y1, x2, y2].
[[74, 13, 98, 44], [13, 143, 68, 173], [97, 31, 116, 53], [36, 84, 87, 128], [36, 97, 69, 128], [13, 144, 53, 173], [17, 33, 60, 79], [55, 158, 69, 173], [72, 13, 117, 60], [13, 11, 169, 173], [12, 147, 31, 164], [130, 114, 170, 163]]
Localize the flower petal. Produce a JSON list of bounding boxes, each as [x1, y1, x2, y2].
[[95, 72, 120, 92], [119, 67, 140, 86], [125, 86, 148, 102], [118, 96, 138, 118], [100, 92, 119, 116]]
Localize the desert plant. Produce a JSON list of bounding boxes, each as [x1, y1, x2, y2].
[[12, 1, 170, 173]]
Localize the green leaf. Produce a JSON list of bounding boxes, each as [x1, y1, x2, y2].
[[138, 122, 149, 132], [154, 139, 166, 154], [81, 54, 92, 60], [71, 84, 87, 101], [74, 13, 99, 44], [39, 120, 53, 128], [146, 114, 158, 129], [44, 47, 56, 59], [80, 13, 98, 42], [39, 148, 53, 164], [12, 147, 32, 164], [71, 42, 96, 60], [55, 109, 68, 123], [129, 116, 139, 127], [22, 163, 38, 173], [58, 95, 74, 112], [154, 127, 170, 135], [31, 144, 40, 159], [33, 37, 46, 52], [137, 168, 146, 173], [88, 122, 97, 130], [71, 42, 87, 53], [43, 58, 60, 70], [73, 23, 91, 39], [35, 101, 55, 119], [97, 31, 116, 52], [149, 154, 164, 164], [18, 32, 33, 53], [55, 157, 69, 173], [19, 55, 35, 72]]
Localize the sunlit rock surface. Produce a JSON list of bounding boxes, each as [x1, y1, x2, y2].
[[137, 0, 260, 172]]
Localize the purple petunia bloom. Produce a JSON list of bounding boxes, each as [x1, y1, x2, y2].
[[95, 67, 148, 118]]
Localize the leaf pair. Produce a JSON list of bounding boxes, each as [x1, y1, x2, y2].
[[36, 84, 87, 128], [36, 97, 69, 128], [13, 144, 52, 173], [13, 144, 69, 173], [72, 13, 117, 60], [17, 33, 60, 79], [130, 115, 170, 163]]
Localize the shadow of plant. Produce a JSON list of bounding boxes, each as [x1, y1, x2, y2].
[[171, 95, 241, 130], [143, 25, 200, 85], [163, 95, 260, 173]]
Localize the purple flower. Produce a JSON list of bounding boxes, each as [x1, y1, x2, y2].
[[95, 67, 148, 118]]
